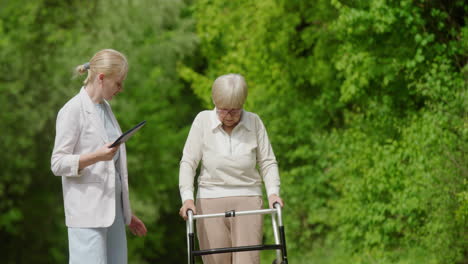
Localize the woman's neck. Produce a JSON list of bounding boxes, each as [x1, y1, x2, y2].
[[85, 83, 103, 104]]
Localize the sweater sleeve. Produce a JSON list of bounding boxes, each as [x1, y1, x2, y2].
[[179, 114, 203, 203], [255, 115, 280, 196]]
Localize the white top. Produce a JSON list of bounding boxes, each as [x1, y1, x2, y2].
[[179, 109, 280, 202], [94, 103, 121, 166]]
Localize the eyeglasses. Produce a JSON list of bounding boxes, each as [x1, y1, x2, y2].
[[216, 108, 242, 116]]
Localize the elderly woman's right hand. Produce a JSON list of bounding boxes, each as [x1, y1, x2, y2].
[[95, 143, 119, 161], [179, 199, 196, 220]]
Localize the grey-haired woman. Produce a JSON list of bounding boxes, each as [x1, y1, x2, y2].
[[178, 73, 284, 264]]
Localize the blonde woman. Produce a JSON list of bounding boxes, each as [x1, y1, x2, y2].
[[178, 73, 284, 264], [51, 49, 147, 264]]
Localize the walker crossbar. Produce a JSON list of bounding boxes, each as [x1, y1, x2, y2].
[[193, 208, 277, 219], [193, 244, 282, 256], [185, 203, 288, 264]]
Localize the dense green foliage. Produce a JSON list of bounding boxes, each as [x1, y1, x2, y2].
[[0, 0, 199, 263], [181, 0, 467, 263], [0, 0, 466, 263]]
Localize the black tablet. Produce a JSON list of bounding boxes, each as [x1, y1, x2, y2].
[[109, 120, 146, 148]]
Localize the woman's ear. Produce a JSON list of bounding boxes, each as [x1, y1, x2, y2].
[[98, 73, 105, 81]]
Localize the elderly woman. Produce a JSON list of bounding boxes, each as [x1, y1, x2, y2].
[[178, 73, 284, 264]]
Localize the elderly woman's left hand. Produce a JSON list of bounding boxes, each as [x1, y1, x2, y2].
[[268, 194, 284, 209], [129, 214, 147, 237]]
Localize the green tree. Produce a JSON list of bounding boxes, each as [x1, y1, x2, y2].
[[0, 0, 200, 263], [180, 0, 467, 263]]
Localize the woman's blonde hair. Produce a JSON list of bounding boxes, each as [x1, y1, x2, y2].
[[211, 74, 248, 109], [74, 49, 128, 85]]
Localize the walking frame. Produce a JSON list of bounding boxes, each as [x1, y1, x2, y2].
[[185, 202, 288, 264]]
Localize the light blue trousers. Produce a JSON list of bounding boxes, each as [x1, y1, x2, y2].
[[68, 171, 127, 264]]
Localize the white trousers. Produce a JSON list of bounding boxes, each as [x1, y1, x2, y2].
[[68, 171, 127, 264]]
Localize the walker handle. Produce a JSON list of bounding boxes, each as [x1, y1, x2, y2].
[[186, 209, 194, 218]]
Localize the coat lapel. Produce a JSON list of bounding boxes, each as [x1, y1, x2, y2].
[[79, 88, 108, 142]]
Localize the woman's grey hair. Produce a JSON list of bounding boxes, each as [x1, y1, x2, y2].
[[211, 74, 248, 109]]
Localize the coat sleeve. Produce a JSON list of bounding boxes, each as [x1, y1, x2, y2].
[[51, 103, 83, 177]]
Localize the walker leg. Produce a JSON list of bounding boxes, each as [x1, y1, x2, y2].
[[189, 233, 195, 264], [279, 225, 288, 264], [271, 213, 282, 263], [186, 220, 192, 264], [187, 210, 195, 264], [274, 203, 288, 264]]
